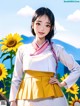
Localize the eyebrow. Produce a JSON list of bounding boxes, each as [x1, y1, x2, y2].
[[36, 20, 51, 25]]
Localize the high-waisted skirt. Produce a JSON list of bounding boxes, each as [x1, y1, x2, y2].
[[16, 70, 69, 106]]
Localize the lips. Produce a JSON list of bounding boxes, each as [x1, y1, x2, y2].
[[38, 32, 44, 35]]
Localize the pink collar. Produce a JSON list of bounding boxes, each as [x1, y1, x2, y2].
[[30, 40, 49, 56]]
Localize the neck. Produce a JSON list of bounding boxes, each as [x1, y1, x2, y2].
[[35, 37, 46, 46]]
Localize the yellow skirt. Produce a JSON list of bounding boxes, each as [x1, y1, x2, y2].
[[16, 70, 63, 100]]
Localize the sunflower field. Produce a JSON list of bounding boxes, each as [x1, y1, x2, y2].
[[0, 33, 80, 106], [58, 73, 80, 106], [0, 33, 23, 99]]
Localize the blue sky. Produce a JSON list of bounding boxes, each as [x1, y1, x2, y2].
[[0, 0, 80, 48]]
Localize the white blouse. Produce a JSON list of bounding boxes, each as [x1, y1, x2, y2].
[[9, 43, 80, 101]]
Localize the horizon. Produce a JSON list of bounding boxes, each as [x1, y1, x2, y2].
[[21, 34, 80, 49]]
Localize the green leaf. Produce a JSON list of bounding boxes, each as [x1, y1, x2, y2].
[[2, 55, 11, 63], [5, 81, 11, 85], [0, 52, 9, 58], [6, 77, 11, 81], [7, 69, 13, 74]]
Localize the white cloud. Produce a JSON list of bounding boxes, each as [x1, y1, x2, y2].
[[17, 5, 35, 17], [55, 21, 66, 31], [21, 30, 33, 37], [67, 10, 80, 22]]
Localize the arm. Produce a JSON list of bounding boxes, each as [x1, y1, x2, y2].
[[49, 45, 80, 88], [9, 45, 24, 102], [58, 45, 80, 88], [10, 101, 17, 106]]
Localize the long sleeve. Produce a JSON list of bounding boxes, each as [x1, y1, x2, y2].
[[57, 45, 80, 88], [9, 45, 24, 101]]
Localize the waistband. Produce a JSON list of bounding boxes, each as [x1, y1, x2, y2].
[[24, 70, 54, 77]]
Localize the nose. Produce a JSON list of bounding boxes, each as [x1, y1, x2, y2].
[[40, 25, 45, 31]]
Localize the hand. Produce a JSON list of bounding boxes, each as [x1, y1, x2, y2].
[[49, 77, 62, 87], [10, 101, 17, 106]]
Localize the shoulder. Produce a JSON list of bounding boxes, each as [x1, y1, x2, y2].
[[18, 43, 32, 50], [17, 43, 32, 54], [52, 42, 64, 52], [51, 42, 65, 57]]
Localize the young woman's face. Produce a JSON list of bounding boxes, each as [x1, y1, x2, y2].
[[32, 15, 51, 39]]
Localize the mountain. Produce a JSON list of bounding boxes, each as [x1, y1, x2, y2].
[[21, 35, 80, 60]]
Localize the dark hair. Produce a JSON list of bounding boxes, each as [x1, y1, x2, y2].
[[31, 7, 55, 43]]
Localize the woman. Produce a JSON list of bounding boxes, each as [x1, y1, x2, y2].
[[9, 7, 80, 106]]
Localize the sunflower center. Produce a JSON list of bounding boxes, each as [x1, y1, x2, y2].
[[7, 40, 17, 47], [70, 87, 74, 91], [74, 101, 80, 106], [0, 68, 2, 76]]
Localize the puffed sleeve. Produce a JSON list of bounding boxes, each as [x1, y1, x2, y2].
[[9, 45, 24, 101], [57, 45, 80, 88]]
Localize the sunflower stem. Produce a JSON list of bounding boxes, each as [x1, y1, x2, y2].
[[10, 51, 13, 79], [2, 80, 6, 91], [68, 92, 70, 103]]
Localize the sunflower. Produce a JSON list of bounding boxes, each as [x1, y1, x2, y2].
[[69, 95, 80, 106], [0, 33, 23, 52], [60, 73, 69, 81], [66, 84, 79, 95], [0, 64, 8, 81], [0, 88, 6, 94]]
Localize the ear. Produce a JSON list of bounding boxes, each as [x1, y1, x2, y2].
[[32, 22, 34, 29]]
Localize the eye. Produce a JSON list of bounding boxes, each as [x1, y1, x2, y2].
[[36, 22, 40, 26], [46, 25, 51, 28]]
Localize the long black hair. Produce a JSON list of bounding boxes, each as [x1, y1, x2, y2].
[[31, 7, 55, 43]]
